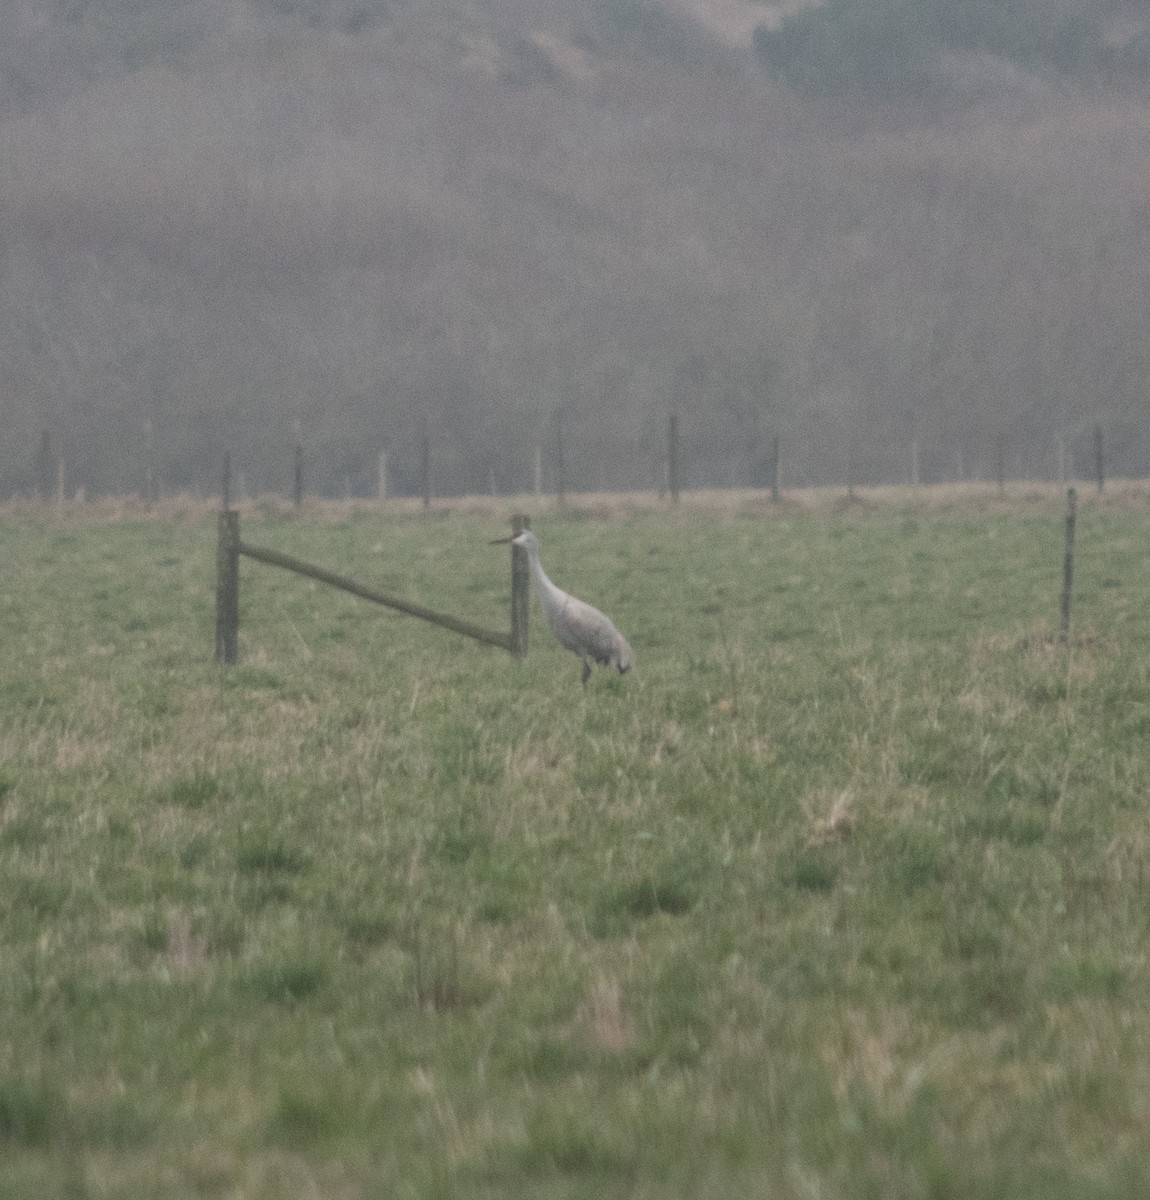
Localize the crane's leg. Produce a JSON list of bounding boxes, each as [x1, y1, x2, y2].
[[581, 660, 591, 688]]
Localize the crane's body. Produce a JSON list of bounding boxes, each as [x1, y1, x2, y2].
[[496, 529, 635, 686]]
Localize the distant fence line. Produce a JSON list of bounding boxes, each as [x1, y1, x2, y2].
[[21, 416, 1117, 506], [214, 505, 531, 666]]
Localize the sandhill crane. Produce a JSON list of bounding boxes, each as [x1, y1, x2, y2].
[[492, 529, 635, 687]]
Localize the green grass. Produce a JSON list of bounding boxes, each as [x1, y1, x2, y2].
[[2, 487, 1150, 1198]]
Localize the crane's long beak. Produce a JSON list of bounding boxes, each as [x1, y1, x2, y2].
[[489, 535, 515, 545]]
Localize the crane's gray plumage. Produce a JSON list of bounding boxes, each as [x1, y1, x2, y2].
[[496, 529, 635, 686]]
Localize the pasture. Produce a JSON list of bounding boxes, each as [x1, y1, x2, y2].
[[2, 486, 1150, 1198]]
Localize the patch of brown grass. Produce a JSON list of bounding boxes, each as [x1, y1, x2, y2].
[[579, 974, 634, 1055], [803, 789, 855, 846], [166, 912, 209, 979]]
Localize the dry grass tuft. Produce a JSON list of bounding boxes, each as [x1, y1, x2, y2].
[[804, 790, 856, 846], [580, 975, 634, 1055], [167, 912, 208, 979]]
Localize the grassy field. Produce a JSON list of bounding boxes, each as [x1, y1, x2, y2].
[[2, 485, 1150, 1198]]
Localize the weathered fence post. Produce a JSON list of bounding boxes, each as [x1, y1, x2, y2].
[[533, 445, 542, 498], [1094, 424, 1104, 494], [1060, 486, 1077, 645], [215, 508, 240, 664], [510, 513, 531, 659], [293, 445, 303, 508], [56, 456, 66, 506], [668, 413, 680, 504], [995, 434, 1005, 495], [378, 450, 388, 503], [769, 434, 780, 503], [222, 451, 232, 513]]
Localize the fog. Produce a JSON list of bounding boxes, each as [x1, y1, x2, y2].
[[4, 0, 1150, 498]]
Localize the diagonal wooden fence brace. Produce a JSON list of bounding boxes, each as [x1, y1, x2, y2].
[[240, 540, 514, 650], [215, 512, 520, 663]]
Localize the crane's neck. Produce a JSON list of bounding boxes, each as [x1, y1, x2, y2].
[[523, 544, 564, 611]]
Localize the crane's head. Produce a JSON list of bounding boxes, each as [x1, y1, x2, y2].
[[489, 529, 538, 553]]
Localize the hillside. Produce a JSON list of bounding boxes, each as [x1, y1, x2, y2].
[[3, 0, 1150, 496]]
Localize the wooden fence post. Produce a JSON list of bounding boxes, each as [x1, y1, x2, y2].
[[1060, 486, 1077, 645], [293, 445, 303, 507], [1094, 424, 1104, 494], [555, 410, 566, 507], [215, 509, 240, 664], [378, 450, 388, 503], [533, 444, 542, 498], [510, 513, 531, 659], [222, 452, 232, 513], [769, 434, 780, 503], [668, 413, 680, 504], [996, 434, 1005, 495]]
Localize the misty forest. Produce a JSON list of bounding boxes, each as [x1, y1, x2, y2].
[[3, 0, 1150, 500]]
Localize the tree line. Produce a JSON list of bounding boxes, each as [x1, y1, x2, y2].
[[3, 0, 1150, 499]]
